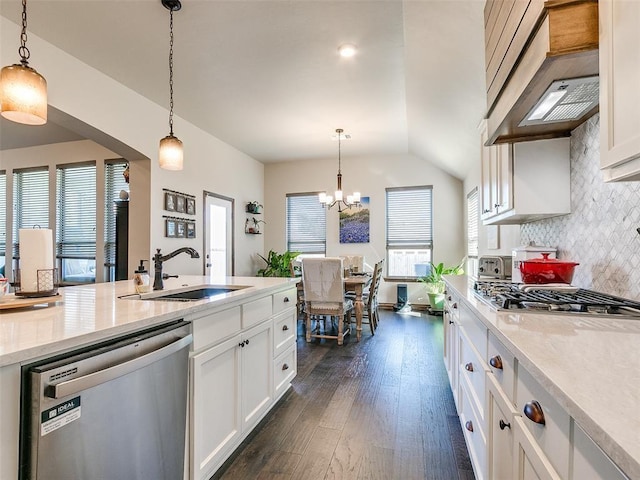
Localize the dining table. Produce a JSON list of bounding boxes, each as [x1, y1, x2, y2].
[[344, 273, 372, 341], [295, 272, 372, 341]]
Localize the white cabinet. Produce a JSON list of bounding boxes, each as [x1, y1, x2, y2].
[[241, 320, 273, 430], [488, 375, 517, 480], [600, 0, 640, 182], [480, 121, 571, 225], [443, 291, 460, 406], [191, 335, 242, 480], [513, 416, 562, 480], [572, 422, 630, 480]]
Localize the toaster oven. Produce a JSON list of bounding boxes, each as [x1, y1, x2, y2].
[[478, 255, 513, 280]]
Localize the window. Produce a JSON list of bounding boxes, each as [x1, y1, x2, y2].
[[286, 193, 326, 255], [13, 168, 49, 262], [386, 186, 433, 278], [56, 163, 97, 283], [467, 188, 479, 276], [104, 161, 129, 281], [0, 172, 5, 276]]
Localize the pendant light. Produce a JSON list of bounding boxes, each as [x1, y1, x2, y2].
[[159, 0, 183, 171], [319, 129, 361, 212], [0, 0, 47, 125]]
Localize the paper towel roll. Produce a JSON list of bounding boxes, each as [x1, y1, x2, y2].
[[19, 229, 54, 292]]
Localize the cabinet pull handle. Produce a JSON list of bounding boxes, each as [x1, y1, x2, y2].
[[282, 325, 289, 331], [282, 363, 289, 371], [465, 362, 474, 372], [499, 419, 511, 430], [489, 355, 503, 370], [465, 420, 474, 432], [238, 341, 245, 348], [283, 297, 290, 302], [524, 400, 546, 425], [447, 295, 452, 301], [453, 303, 458, 309]]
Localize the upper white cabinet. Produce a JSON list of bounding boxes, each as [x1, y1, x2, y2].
[[599, 0, 640, 181], [480, 121, 571, 225]]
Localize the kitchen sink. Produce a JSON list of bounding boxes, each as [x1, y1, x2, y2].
[[124, 285, 250, 302]]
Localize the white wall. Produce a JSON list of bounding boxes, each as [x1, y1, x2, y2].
[[1, 16, 264, 276], [264, 153, 465, 304]]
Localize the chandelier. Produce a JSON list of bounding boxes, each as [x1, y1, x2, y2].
[[319, 128, 361, 212], [0, 0, 47, 125], [158, 0, 184, 170]]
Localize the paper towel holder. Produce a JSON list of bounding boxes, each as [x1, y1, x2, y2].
[[13, 268, 59, 297]]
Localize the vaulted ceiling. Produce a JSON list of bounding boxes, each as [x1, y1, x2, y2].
[[0, 0, 487, 180]]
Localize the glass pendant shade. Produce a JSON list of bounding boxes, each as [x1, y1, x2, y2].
[[159, 134, 184, 171], [0, 63, 47, 125]]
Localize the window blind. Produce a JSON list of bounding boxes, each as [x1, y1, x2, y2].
[[0, 172, 6, 258], [56, 164, 97, 259], [286, 193, 326, 254], [467, 188, 479, 258], [386, 186, 433, 249], [104, 161, 129, 267], [13, 168, 49, 257]]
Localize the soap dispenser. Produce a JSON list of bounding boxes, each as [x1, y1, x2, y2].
[[133, 260, 151, 293]]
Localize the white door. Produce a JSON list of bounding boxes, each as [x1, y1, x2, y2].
[[204, 192, 234, 277]]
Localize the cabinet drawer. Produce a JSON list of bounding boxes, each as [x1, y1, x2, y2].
[[192, 306, 241, 351], [459, 380, 487, 480], [487, 331, 515, 404], [516, 365, 570, 479], [242, 296, 273, 329], [459, 328, 489, 424], [273, 309, 296, 357], [572, 421, 629, 480], [274, 345, 296, 400], [458, 302, 487, 358], [273, 287, 297, 314]]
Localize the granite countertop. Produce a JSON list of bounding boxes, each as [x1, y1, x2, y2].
[[0, 276, 299, 367], [444, 275, 640, 480]]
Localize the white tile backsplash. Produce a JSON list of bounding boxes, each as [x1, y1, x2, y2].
[[521, 114, 640, 300]]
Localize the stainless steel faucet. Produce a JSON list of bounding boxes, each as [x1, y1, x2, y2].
[[153, 247, 200, 290]]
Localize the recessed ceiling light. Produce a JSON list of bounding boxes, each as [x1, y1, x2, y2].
[[338, 44, 357, 58]]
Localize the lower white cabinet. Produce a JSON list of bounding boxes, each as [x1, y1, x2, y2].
[[512, 416, 562, 480], [572, 422, 629, 480], [488, 375, 517, 480], [241, 320, 273, 430]]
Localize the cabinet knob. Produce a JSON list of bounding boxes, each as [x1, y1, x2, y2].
[[465, 420, 474, 432], [453, 302, 458, 309], [494, 203, 500, 209], [282, 325, 289, 331], [283, 297, 290, 303], [524, 400, 546, 425], [245, 339, 250, 345], [447, 295, 452, 301], [282, 363, 289, 371], [465, 362, 474, 372], [499, 419, 511, 430], [489, 355, 503, 370], [238, 341, 246, 348], [449, 320, 454, 325], [483, 208, 490, 214]]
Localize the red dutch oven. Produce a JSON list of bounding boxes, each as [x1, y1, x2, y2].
[[519, 253, 580, 284]]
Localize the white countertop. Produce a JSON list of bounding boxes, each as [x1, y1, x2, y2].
[[0, 276, 299, 367], [445, 275, 640, 480]]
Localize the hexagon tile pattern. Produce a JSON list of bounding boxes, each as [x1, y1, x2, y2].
[[521, 114, 640, 300]]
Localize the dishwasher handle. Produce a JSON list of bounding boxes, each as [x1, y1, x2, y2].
[[46, 334, 192, 399]]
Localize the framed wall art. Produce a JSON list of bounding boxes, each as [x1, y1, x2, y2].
[[339, 196, 370, 243], [176, 221, 186, 238], [164, 192, 176, 212], [186, 222, 196, 239], [165, 219, 176, 237], [186, 197, 196, 215], [175, 194, 186, 213]]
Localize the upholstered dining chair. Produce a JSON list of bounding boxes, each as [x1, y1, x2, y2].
[[302, 257, 354, 345]]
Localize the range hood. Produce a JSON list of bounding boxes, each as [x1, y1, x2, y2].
[[485, 0, 599, 146]]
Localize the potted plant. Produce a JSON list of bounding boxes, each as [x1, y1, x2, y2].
[[419, 259, 465, 311], [257, 250, 300, 277], [246, 201, 263, 214]]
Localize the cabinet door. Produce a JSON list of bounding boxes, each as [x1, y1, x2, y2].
[[241, 320, 273, 430], [496, 142, 513, 213], [600, 0, 640, 178], [481, 124, 497, 219], [513, 417, 562, 480], [191, 335, 242, 480], [572, 422, 629, 480], [488, 375, 517, 480]]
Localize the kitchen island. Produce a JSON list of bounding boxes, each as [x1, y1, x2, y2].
[[444, 275, 640, 480], [0, 276, 299, 480]]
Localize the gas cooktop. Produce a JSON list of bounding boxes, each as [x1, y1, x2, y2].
[[473, 280, 640, 318]]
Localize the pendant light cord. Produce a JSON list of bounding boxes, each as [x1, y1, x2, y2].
[[168, 8, 175, 136], [18, 0, 31, 66], [337, 128, 343, 174]]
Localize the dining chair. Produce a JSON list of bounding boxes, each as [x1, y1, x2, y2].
[[339, 255, 365, 273], [350, 259, 384, 334], [302, 257, 354, 345]]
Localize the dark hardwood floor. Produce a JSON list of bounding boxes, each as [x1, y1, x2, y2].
[[213, 310, 475, 480]]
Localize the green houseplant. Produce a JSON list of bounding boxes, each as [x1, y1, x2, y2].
[[419, 259, 465, 311], [257, 250, 300, 277]]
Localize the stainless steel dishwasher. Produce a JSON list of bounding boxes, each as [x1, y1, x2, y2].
[[20, 320, 192, 480]]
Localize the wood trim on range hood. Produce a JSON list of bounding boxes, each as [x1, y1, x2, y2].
[[485, 0, 599, 146]]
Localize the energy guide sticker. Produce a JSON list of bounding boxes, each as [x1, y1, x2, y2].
[[41, 396, 81, 436]]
